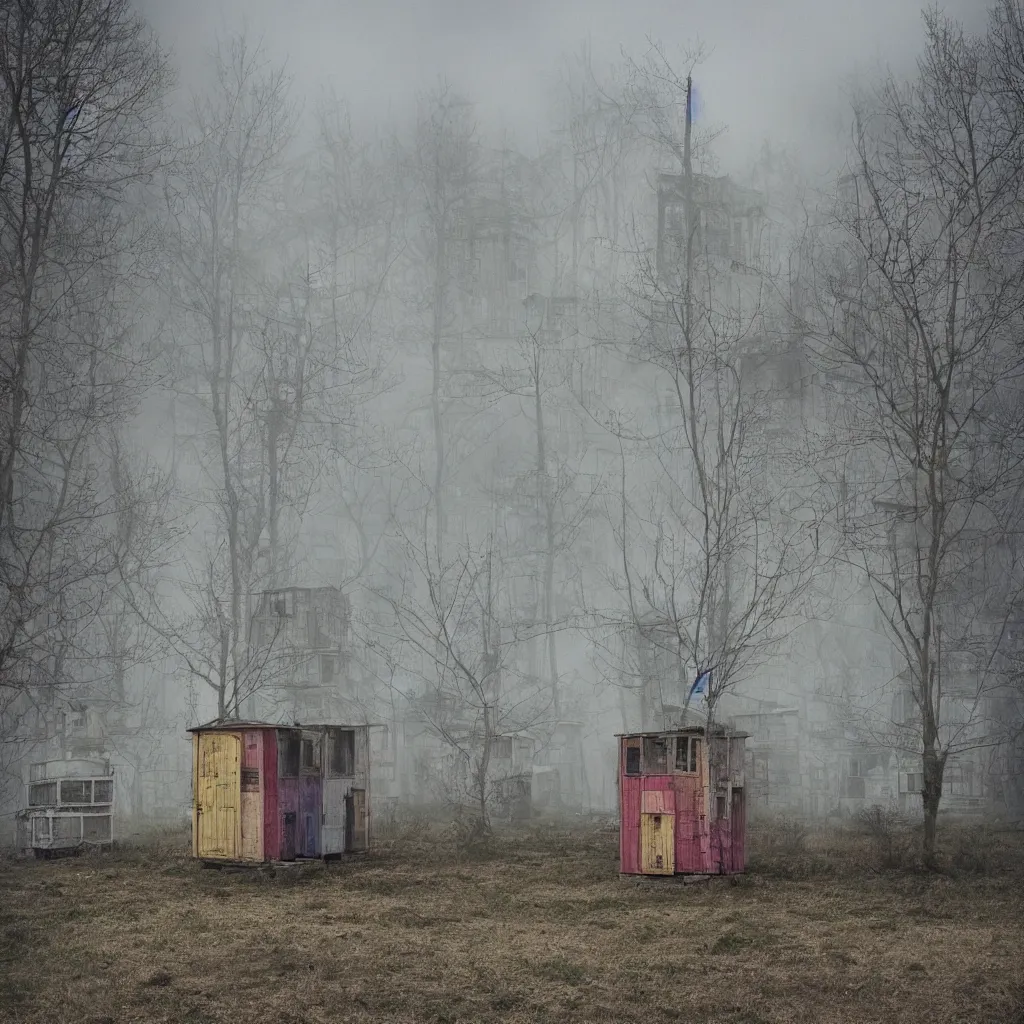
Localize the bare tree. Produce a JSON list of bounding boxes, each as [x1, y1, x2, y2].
[[0, 0, 171, 794], [376, 521, 549, 836], [405, 83, 479, 555], [598, 52, 816, 731], [157, 36, 313, 718], [802, 6, 1024, 861], [467, 299, 596, 716]]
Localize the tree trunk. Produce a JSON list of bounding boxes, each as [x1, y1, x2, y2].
[[477, 703, 492, 835], [431, 201, 447, 555], [533, 374, 560, 714], [921, 735, 946, 867]]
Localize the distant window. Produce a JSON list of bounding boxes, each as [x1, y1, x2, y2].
[[279, 732, 301, 778], [715, 794, 727, 819], [329, 729, 355, 777], [625, 742, 641, 776], [675, 737, 699, 774], [320, 655, 336, 685], [493, 737, 513, 759]]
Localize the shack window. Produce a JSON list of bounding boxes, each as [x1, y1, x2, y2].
[[675, 737, 699, 773], [93, 780, 113, 804], [328, 729, 355, 777], [643, 737, 668, 774], [279, 732, 301, 777], [715, 794, 728, 819], [28, 782, 57, 806], [301, 736, 321, 772], [59, 779, 91, 804], [625, 740, 641, 776]]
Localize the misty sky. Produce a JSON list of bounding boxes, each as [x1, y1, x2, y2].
[[141, 0, 990, 174]]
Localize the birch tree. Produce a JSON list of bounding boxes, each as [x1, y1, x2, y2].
[[157, 36, 313, 719]]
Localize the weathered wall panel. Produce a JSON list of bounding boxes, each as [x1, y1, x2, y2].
[[322, 777, 351, 855], [240, 730, 263, 861], [299, 775, 322, 858], [278, 777, 299, 860], [730, 787, 746, 872], [262, 729, 279, 860]]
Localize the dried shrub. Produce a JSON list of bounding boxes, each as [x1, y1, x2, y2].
[[746, 816, 837, 878], [857, 804, 915, 870], [442, 811, 495, 860]]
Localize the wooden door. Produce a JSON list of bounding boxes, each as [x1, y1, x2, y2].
[[350, 788, 368, 851], [194, 733, 241, 860], [640, 812, 675, 874]]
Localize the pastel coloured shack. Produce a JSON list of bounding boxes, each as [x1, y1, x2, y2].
[[617, 726, 749, 876], [189, 720, 370, 864]]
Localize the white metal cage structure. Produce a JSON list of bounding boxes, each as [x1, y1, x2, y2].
[[23, 759, 114, 856]]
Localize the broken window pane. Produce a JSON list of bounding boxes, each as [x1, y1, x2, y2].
[[643, 737, 668, 774], [279, 732, 301, 778], [301, 736, 321, 771], [59, 780, 90, 804], [329, 729, 355, 777]]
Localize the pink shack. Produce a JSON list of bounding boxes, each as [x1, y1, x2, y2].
[[190, 720, 371, 864], [617, 726, 749, 876]]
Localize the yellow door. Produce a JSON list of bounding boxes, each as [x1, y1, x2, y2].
[[194, 733, 241, 859], [640, 812, 675, 874]]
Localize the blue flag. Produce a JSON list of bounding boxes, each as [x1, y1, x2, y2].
[[689, 84, 703, 123], [689, 669, 711, 699]]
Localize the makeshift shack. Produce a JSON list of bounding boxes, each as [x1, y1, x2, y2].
[[617, 726, 748, 876], [189, 720, 370, 864], [20, 758, 114, 858]]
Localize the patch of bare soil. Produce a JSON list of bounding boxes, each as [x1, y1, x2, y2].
[[0, 821, 1021, 1023]]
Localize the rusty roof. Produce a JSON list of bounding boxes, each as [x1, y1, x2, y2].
[[188, 718, 375, 733], [614, 727, 751, 739]]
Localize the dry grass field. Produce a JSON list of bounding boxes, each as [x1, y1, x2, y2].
[[0, 817, 1022, 1024]]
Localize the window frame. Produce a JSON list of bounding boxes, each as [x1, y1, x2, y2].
[[643, 736, 669, 774], [624, 739, 642, 776], [673, 736, 700, 775]]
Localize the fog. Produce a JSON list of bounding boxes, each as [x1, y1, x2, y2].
[[3, 0, 1022, 854]]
